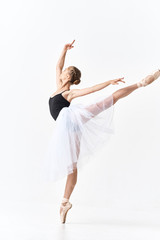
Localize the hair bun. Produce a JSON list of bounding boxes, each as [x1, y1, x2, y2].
[[74, 79, 81, 85]]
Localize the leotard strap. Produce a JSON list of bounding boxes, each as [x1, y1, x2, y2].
[[61, 90, 68, 94]]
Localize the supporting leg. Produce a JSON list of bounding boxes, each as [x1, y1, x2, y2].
[[60, 168, 77, 215], [60, 133, 81, 215], [63, 168, 78, 200]]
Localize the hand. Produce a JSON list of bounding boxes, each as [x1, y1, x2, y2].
[[64, 40, 75, 51], [110, 77, 125, 85]]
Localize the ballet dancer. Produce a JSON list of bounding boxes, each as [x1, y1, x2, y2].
[[48, 40, 160, 223]]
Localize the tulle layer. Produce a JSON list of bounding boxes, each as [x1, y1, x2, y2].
[[42, 93, 115, 182]]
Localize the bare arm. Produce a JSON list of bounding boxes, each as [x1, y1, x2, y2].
[[56, 48, 67, 88], [71, 77, 125, 99], [56, 40, 75, 88], [56, 47, 67, 70]]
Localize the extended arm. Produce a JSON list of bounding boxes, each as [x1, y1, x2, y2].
[[71, 78, 125, 99]]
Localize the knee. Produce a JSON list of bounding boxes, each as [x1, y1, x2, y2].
[[148, 75, 154, 82], [112, 93, 118, 105]]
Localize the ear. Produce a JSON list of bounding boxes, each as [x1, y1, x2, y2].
[[67, 74, 71, 80]]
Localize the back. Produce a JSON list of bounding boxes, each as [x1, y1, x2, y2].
[[49, 91, 70, 121]]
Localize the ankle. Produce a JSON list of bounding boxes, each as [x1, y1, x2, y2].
[[137, 82, 143, 88], [62, 197, 69, 202], [61, 197, 70, 206]]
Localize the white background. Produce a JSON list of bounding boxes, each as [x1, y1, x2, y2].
[[0, 0, 160, 239]]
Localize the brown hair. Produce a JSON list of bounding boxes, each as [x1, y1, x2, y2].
[[67, 66, 81, 85]]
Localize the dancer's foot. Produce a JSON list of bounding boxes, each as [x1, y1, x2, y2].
[[60, 197, 72, 224], [137, 69, 160, 87]]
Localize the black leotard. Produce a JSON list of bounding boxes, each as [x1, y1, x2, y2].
[[49, 90, 70, 121]]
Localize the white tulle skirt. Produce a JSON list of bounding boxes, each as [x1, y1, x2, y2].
[[42, 93, 115, 182]]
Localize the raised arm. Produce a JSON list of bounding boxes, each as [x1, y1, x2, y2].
[[70, 77, 125, 99], [56, 40, 75, 88]]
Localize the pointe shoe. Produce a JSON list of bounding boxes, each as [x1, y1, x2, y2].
[[137, 69, 160, 87], [60, 197, 72, 224]]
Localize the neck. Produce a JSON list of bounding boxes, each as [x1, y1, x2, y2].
[[61, 81, 71, 91]]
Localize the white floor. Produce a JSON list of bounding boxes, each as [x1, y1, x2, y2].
[[1, 202, 160, 240]]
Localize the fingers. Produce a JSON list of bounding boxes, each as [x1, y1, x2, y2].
[[65, 40, 75, 50], [71, 39, 75, 45], [112, 77, 125, 85], [67, 40, 75, 50], [70, 39, 75, 47], [118, 77, 125, 83]]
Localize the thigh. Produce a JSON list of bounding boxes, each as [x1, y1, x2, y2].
[[82, 95, 113, 123]]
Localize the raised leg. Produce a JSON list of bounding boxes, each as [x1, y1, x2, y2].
[[112, 69, 160, 104], [112, 83, 138, 105]]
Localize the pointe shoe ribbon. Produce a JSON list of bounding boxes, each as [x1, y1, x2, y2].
[[137, 69, 160, 87], [60, 197, 72, 224]]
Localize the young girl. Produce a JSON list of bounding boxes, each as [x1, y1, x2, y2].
[[44, 40, 160, 224]]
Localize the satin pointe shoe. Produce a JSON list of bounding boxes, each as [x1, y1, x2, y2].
[[137, 69, 160, 87], [60, 197, 72, 224]]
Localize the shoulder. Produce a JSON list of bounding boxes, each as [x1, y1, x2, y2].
[[69, 89, 81, 99]]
